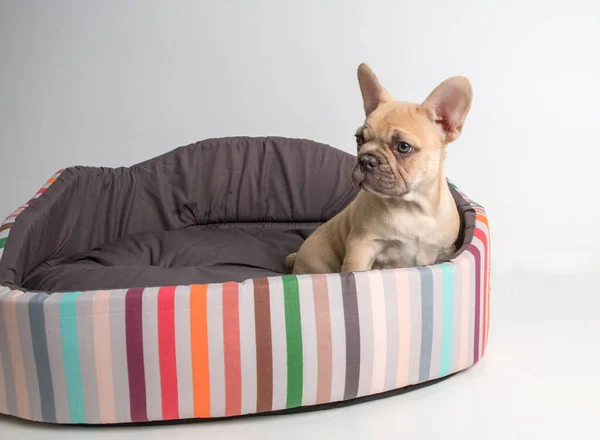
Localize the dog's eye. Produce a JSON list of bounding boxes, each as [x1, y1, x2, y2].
[[396, 142, 413, 154], [355, 134, 364, 148]]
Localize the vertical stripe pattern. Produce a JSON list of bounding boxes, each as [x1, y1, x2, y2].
[[282, 276, 303, 408], [174, 286, 193, 419], [59, 292, 84, 423], [253, 278, 273, 413], [29, 294, 55, 422], [158, 286, 178, 419], [45, 293, 69, 423], [238, 280, 257, 414], [125, 288, 147, 422], [207, 284, 225, 417], [76, 291, 99, 423], [439, 263, 455, 377], [141, 287, 161, 421], [190, 284, 210, 417], [312, 275, 332, 404], [0, 179, 489, 424], [92, 291, 115, 423], [269, 278, 287, 411], [222, 283, 242, 416], [16, 293, 39, 420], [341, 273, 360, 400]]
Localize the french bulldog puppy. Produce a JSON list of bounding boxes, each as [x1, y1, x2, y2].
[[287, 63, 472, 274]]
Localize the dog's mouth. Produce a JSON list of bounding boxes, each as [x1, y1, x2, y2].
[[352, 165, 407, 198], [351, 167, 365, 188]]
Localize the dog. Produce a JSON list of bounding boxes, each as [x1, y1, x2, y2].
[[286, 63, 472, 274]]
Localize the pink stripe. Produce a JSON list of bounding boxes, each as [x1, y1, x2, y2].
[[158, 286, 179, 420], [470, 237, 485, 361], [222, 283, 241, 416], [459, 255, 471, 369], [0, 334, 6, 413], [394, 270, 411, 388], [368, 271, 386, 394], [92, 290, 116, 423], [4, 291, 30, 419]]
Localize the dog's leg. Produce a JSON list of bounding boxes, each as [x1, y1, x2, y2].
[[341, 242, 378, 273]]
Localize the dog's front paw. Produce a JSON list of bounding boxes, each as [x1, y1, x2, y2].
[[285, 252, 297, 270]]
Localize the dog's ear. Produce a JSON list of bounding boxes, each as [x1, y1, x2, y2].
[[423, 76, 473, 143], [357, 63, 392, 117]]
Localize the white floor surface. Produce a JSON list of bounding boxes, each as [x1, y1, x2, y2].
[[1, 273, 598, 439]]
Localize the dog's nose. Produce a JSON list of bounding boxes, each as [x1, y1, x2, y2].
[[359, 154, 378, 171]]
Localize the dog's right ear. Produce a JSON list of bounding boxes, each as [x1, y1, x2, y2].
[[357, 63, 392, 117], [422, 76, 473, 143]]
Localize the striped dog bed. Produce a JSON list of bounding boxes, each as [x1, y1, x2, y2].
[[0, 137, 490, 424]]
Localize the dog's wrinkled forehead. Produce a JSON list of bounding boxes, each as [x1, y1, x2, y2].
[[356, 102, 439, 153]]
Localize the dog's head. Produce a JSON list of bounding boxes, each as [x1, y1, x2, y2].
[[352, 64, 473, 198]]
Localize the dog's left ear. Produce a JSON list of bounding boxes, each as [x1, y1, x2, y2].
[[423, 77, 473, 143], [357, 63, 392, 117]]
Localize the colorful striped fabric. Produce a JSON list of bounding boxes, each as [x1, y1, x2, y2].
[[0, 173, 490, 424], [0, 170, 64, 262]]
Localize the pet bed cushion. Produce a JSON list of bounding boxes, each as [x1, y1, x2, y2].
[[0, 137, 490, 424]]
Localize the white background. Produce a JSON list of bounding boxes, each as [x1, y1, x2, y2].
[[1, 0, 598, 274], [0, 0, 600, 272], [1, 2, 599, 438]]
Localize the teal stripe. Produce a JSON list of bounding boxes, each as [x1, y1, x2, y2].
[[439, 263, 455, 376], [282, 275, 303, 408], [59, 292, 85, 423]]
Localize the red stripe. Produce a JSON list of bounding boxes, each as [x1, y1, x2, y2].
[[36, 188, 47, 195], [0, 223, 13, 233], [158, 286, 179, 420], [125, 288, 148, 422], [474, 227, 489, 356], [222, 282, 241, 416], [467, 244, 482, 364]]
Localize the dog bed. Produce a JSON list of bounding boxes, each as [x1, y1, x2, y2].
[[0, 137, 490, 424]]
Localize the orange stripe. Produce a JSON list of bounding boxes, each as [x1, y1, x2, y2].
[[46, 178, 57, 184], [190, 285, 210, 417]]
